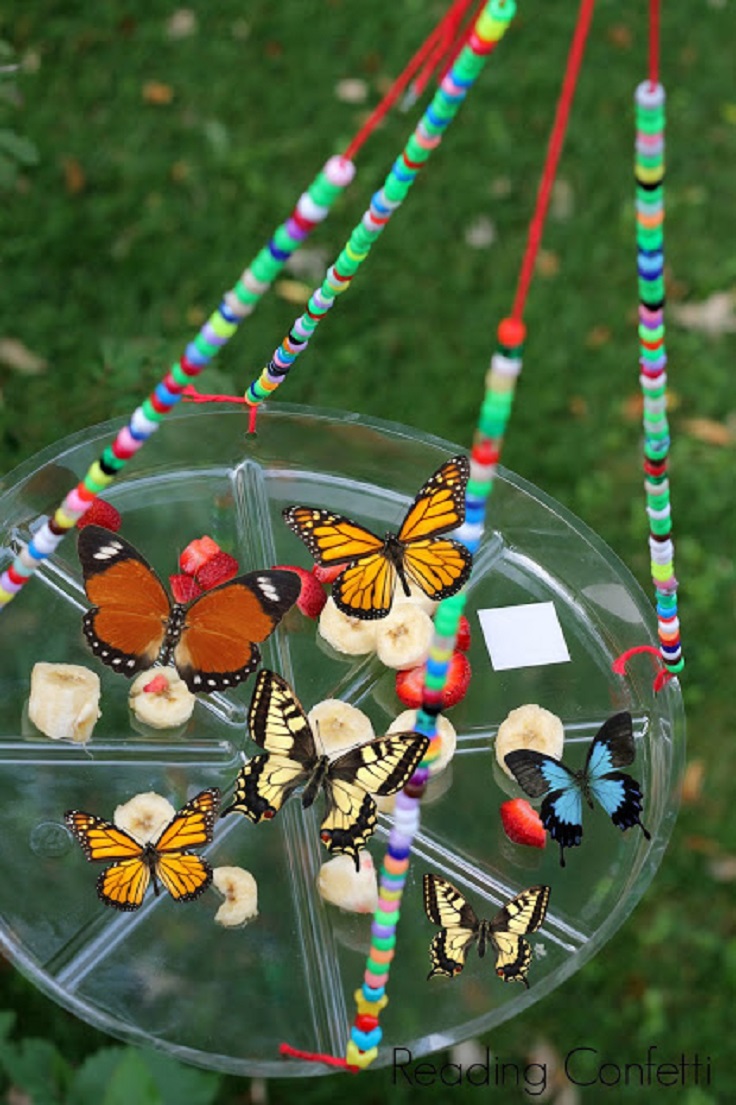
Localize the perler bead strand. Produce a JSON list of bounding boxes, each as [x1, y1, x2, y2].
[[634, 80, 682, 675], [1, 157, 355, 614]]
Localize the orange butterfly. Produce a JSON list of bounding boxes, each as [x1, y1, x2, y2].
[[78, 526, 300, 693], [282, 455, 472, 620], [65, 788, 220, 911]]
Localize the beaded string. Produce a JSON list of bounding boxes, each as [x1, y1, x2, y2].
[[243, 0, 517, 425], [344, 0, 597, 1072], [0, 156, 354, 611], [635, 78, 682, 679]]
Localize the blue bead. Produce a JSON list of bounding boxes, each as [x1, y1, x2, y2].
[[351, 1026, 383, 1051], [268, 238, 291, 262], [371, 190, 392, 215], [425, 657, 449, 680], [387, 842, 411, 860], [154, 382, 180, 407], [185, 342, 210, 366], [425, 105, 450, 130], [362, 983, 385, 1002], [465, 504, 485, 524], [219, 300, 239, 324]]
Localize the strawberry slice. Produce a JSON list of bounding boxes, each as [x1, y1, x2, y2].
[[455, 615, 471, 652], [395, 650, 471, 710], [195, 551, 240, 590], [169, 573, 203, 604], [313, 563, 346, 584], [273, 564, 327, 618], [500, 799, 547, 849], [75, 499, 122, 532], [179, 535, 221, 576]]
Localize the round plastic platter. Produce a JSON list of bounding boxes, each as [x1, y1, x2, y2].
[[0, 405, 684, 1076]]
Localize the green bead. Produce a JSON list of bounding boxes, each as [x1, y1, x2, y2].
[[101, 446, 125, 471], [647, 491, 670, 510], [309, 175, 335, 207], [141, 398, 164, 423], [467, 476, 492, 498], [234, 281, 260, 306], [193, 334, 219, 359], [372, 933, 397, 951], [636, 111, 665, 133], [170, 362, 191, 386], [374, 908, 399, 929], [336, 250, 360, 276], [649, 517, 671, 537], [424, 672, 446, 690], [664, 657, 684, 673], [366, 956, 391, 977], [273, 225, 296, 253], [491, 0, 516, 19]]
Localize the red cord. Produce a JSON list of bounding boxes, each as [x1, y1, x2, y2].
[[612, 645, 674, 693], [649, 0, 660, 87], [278, 1043, 359, 1072], [342, 0, 476, 161], [510, 0, 596, 322]]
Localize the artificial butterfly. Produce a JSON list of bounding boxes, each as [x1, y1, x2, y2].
[[78, 525, 300, 693], [423, 874, 550, 985], [222, 669, 429, 869], [65, 788, 220, 911], [504, 711, 651, 867], [282, 454, 472, 620]]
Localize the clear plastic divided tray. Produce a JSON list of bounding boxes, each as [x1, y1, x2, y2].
[[0, 404, 684, 1077]]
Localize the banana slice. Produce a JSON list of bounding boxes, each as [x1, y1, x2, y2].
[[374, 600, 433, 670], [318, 598, 378, 656], [387, 709, 456, 775], [28, 662, 101, 743], [403, 582, 440, 616], [128, 668, 196, 730], [495, 703, 565, 779], [307, 699, 374, 755], [212, 866, 258, 928], [317, 852, 378, 913], [114, 792, 176, 844]]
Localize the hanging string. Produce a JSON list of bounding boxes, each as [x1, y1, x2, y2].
[[510, 0, 596, 322], [648, 0, 660, 87], [243, 1, 516, 433], [343, 0, 477, 161], [407, 0, 482, 104]]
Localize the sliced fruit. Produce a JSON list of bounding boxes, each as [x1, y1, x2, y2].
[[196, 550, 240, 590], [455, 615, 471, 652], [169, 573, 203, 604], [28, 662, 101, 743], [500, 798, 547, 849], [318, 597, 378, 656], [395, 650, 471, 710], [212, 866, 259, 927], [307, 699, 374, 754], [272, 564, 327, 618], [75, 499, 122, 532], [387, 710, 456, 775], [375, 600, 433, 670], [179, 535, 221, 576], [128, 667, 196, 729], [401, 582, 440, 615], [114, 792, 177, 845], [495, 703, 564, 779], [317, 852, 378, 913]]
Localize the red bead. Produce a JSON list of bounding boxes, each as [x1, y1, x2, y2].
[[472, 439, 499, 466], [148, 392, 170, 414], [178, 355, 200, 377], [163, 372, 184, 395], [356, 1014, 379, 1032], [7, 565, 25, 586], [291, 208, 317, 233], [497, 317, 526, 348], [112, 439, 136, 460]]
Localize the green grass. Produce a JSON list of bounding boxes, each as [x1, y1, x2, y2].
[[1, 0, 735, 1101]]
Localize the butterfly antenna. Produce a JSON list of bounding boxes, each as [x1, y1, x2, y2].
[[558, 843, 566, 868]]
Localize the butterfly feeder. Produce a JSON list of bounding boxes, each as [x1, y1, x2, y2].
[[0, 0, 684, 1080]]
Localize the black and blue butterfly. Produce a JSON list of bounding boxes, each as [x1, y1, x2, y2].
[[504, 711, 651, 867]]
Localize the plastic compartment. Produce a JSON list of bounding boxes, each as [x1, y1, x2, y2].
[[0, 404, 684, 1076]]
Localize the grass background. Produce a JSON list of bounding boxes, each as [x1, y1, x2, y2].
[[1, 0, 735, 1101]]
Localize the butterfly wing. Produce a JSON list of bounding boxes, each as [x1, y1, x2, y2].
[[423, 874, 479, 979], [154, 788, 220, 852], [77, 525, 170, 677], [282, 507, 384, 566], [401, 538, 473, 603], [397, 455, 470, 543], [332, 553, 396, 619], [490, 886, 551, 987], [584, 713, 649, 837], [173, 570, 300, 693], [64, 810, 150, 911], [504, 750, 583, 863], [221, 671, 315, 822], [320, 733, 429, 868]]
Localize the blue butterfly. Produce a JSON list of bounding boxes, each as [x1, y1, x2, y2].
[[504, 712, 651, 867]]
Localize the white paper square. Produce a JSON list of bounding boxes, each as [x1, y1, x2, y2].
[[478, 601, 570, 671]]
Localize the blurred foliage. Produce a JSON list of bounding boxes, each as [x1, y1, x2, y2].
[[0, 0, 735, 1102]]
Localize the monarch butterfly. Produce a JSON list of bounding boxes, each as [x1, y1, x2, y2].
[[222, 670, 429, 870], [423, 874, 550, 985], [77, 525, 300, 693], [65, 788, 220, 911], [282, 454, 472, 620], [504, 712, 651, 867]]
